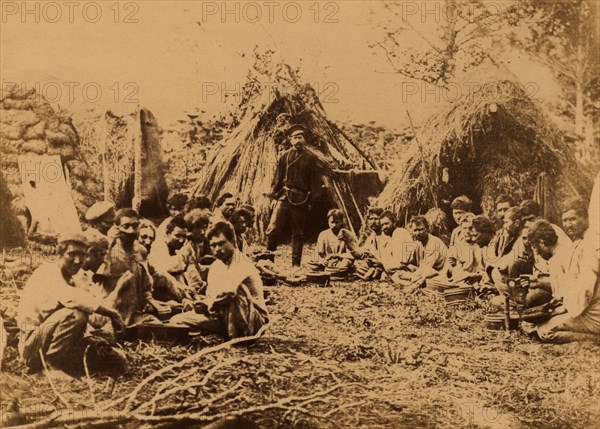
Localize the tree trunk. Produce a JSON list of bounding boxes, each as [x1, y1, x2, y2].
[[574, 1, 587, 137]]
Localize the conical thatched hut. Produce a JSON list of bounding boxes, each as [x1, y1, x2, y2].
[[377, 80, 593, 224], [193, 57, 382, 238]]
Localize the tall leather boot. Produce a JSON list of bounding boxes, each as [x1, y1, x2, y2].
[[291, 236, 303, 267], [266, 233, 278, 252]]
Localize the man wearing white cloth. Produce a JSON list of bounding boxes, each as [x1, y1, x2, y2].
[[170, 222, 268, 339], [527, 198, 600, 343]]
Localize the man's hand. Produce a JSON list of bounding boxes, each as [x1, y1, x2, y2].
[[269, 199, 278, 211], [336, 229, 347, 241], [194, 300, 209, 315], [109, 311, 125, 334], [181, 298, 194, 312], [96, 305, 125, 333]]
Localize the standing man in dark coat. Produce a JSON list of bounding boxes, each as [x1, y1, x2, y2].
[[266, 124, 321, 267]]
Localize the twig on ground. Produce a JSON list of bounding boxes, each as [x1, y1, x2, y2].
[[39, 351, 70, 408], [134, 357, 246, 415], [134, 382, 360, 423], [323, 400, 366, 418], [83, 345, 96, 404], [105, 324, 270, 413]]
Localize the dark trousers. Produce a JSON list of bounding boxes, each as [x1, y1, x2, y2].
[[266, 200, 307, 267], [19, 308, 127, 376], [20, 308, 88, 374]]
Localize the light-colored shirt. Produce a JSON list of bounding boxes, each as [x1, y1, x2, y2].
[[533, 226, 572, 275], [316, 228, 356, 262], [17, 263, 101, 333], [550, 233, 599, 318], [73, 270, 111, 329], [446, 241, 483, 281], [149, 238, 188, 276], [449, 226, 469, 248], [406, 234, 448, 272], [361, 231, 385, 259], [380, 227, 413, 271], [206, 250, 266, 312]]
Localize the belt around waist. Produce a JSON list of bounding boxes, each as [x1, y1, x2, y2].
[[283, 185, 308, 193]]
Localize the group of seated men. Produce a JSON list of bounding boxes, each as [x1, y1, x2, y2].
[[312, 208, 447, 286], [16, 192, 267, 377], [15, 176, 600, 377], [310, 178, 599, 344]]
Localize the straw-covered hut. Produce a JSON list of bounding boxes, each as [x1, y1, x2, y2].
[[377, 80, 593, 224], [193, 56, 382, 238]]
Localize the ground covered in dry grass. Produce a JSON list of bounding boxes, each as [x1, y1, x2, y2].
[[1, 244, 599, 429]]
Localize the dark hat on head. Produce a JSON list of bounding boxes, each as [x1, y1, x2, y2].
[[85, 201, 115, 221], [287, 124, 307, 137], [83, 228, 109, 247]]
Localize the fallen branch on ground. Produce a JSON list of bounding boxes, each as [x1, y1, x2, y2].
[[134, 358, 246, 415], [134, 382, 360, 423], [103, 324, 270, 413]]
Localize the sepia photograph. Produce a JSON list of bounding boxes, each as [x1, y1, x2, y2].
[[0, 1, 599, 428]]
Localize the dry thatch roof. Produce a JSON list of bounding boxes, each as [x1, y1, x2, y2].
[[193, 53, 380, 237], [377, 80, 593, 223]]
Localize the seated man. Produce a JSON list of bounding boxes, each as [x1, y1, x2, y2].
[[210, 192, 237, 225], [392, 215, 448, 286], [493, 194, 514, 229], [313, 209, 358, 269], [520, 199, 571, 275], [358, 207, 383, 247], [170, 222, 268, 339], [181, 208, 211, 286], [527, 204, 600, 343], [355, 210, 412, 280], [488, 206, 523, 265], [445, 213, 479, 282], [462, 215, 504, 295], [449, 195, 473, 247], [520, 199, 570, 242], [138, 220, 157, 254], [487, 206, 533, 293], [378, 210, 413, 275], [354, 208, 384, 280], [85, 201, 117, 243], [147, 216, 204, 309], [102, 209, 155, 325], [229, 208, 253, 254], [17, 234, 125, 376], [75, 229, 113, 332]]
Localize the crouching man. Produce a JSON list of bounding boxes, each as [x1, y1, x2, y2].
[[526, 200, 600, 343], [17, 234, 125, 377], [170, 222, 268, 339]]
